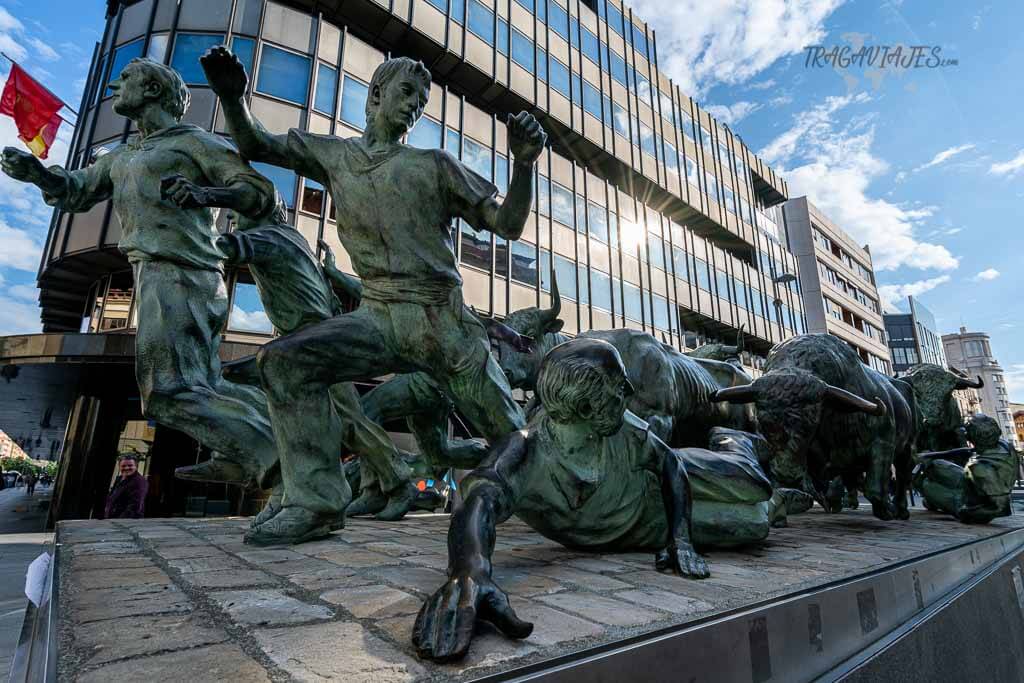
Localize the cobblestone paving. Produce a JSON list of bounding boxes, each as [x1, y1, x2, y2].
[[57, 509, 1024, 682]]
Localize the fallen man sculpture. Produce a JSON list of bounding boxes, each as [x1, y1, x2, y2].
[[414, 338, 711, 662], [914, 414, 1018, 524]]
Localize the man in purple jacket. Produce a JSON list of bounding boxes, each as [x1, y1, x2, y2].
[[105, 455, 148, 519]]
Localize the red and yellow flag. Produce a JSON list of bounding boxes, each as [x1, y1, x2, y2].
[[0, 64, 63, 159]]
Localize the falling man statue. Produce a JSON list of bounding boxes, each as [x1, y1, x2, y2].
[[413, 338, 710, 662], [201, 46, 547, 544], [0, 58, 281, 489]]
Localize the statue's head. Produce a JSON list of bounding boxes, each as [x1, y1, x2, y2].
[[366, 57, 431, 140], [536, 338, 634, 436], [110, 58, 190, 121], [966, 414, 1001, 450]]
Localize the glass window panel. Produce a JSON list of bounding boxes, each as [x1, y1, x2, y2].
[[590, 269, 611, 312], [495, 154, 509, 195], [170, 34, 223, 86], [623, 281, 642, 321], [723, 185, 735, 213], [463, 137, 492, 179], [105, 39, 145, 95], [537, 175, 550, 216], [694, 257, 711, 291], [647, 231, 665, 270], [511, 29, 534, 71], [257, 45, 311, 105], [300, 178, 324, 215], [340, 76, 369, 129], [680, 110, 695, 142], [609, 50, 627, 85], [514, 0, 534, 12], [548, 0, 568, 39], [252, 162, 297, 207], [639, 123, 656, 157], [663, 140, 678, 171], [606, 1, 623, 34], [408, 116, 442, 149], [313, 63, 337, 114], [575, 194, 587, 233], [498, 19, 509, 56], [146, 34, 169, 63], [582, 80, 602, 120], [446, 127, 461, 153], [460, 221, 492, 270], [608, 211, 618, 246], [495, 236, 509, 277], [612, 103, 630, 139], [551, 182, 574, 226], [468, 0, 494, 44], [652, 294, 669, 330], [685, 157, 699, 186], [582, 28, 600, 64], [587, 202, 608, 243], [229, 281, 273, 333], [232, 37, 256, 76], [536, 47, 547, 81], [554, 254, 577, 300], [570, 17, 580, 49], [672, 247, 689, 281], [511, 240, 539, 286], [577, 264, 590, 305], [716, 269, 732, 302], [549, 58, 570, 98]]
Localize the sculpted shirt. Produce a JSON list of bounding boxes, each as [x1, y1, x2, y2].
[[284, 130, 497, 291], [503, 411, 669, 551], [44, 124, 274, 272], [964, 440, 1019, 499]]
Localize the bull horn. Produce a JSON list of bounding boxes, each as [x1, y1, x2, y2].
[[539, 270, 563, 333], [954, 374, 984, 390], [824, 386, 887, 416], [709, 384, 760, 404]]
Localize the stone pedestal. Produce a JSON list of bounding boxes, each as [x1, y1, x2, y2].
[[57, 511, 1024, 681]]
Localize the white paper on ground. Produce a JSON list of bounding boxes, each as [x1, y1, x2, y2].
[[24, 552, 51, 607]]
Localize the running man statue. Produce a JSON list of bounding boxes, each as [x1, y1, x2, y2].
[[1, 58, 280, 489], [202, 46, 547, 544]]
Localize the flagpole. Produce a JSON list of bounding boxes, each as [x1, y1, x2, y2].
[[1, 52, 79, 118]]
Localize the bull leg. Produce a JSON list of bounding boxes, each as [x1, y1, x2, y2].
[[864, 443, 896, 521], [892, 446, 913, 520]]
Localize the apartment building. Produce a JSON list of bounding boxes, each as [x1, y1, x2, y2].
[[943, 327, 1017, 448]]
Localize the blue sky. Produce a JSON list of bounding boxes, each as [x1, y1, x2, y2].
[[0, 1, 1020, 397]]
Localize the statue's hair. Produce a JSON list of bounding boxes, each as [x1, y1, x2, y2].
[[967, 414, 1001, 448], [123, 58, 190, 121], [536, 345, 624, 431], [366, 57, 431, 117]]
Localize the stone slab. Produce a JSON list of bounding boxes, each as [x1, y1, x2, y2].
[[209, 589, 334, 626], [178, 569, 278, 589], [321, 584, 422, 619], [72, 614, 228, 666], [76, 643, 269, 683]]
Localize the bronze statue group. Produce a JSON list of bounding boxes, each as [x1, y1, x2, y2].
[[2, 50, 1017, 663]]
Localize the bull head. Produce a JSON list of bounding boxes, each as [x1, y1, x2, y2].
[[471, 307, 537, 354], [949, 367, 984, 390], [711, 382, 886, 416]]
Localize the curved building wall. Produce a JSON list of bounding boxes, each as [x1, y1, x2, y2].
[[38, 0, 803, 357]]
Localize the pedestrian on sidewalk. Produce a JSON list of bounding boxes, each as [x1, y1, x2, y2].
[[24, 471, 36, 496], [104, 455, 148, 519]]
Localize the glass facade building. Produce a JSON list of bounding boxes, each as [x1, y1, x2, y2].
[[37, 0, 801, 357]]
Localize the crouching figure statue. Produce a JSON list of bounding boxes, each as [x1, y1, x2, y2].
[[914, 414, 1018, 524], [413, 338, 710, 662]]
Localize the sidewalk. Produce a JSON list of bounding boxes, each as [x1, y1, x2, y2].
[[0, 485, 53, 676]]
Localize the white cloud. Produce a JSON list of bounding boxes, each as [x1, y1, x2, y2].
[[8, 283, 37, 301], [0, 297, 41, 335], [746, 79, 777, 91], [704, 100, 762, 126], [974, 268, 1000, 282], [877, 276, 951, 312], [894, 170, 907, 184], [913, 144, 975, 173], [0, 32, 27, 62], [27, 37, 59, 62], [629, 0, 845, 97], [229, 306, 273, 334], [0, 222, 43, 271], [761, 94, 958, 272], [768, 94, 793, 108], [989, 149, 1024, 177], [0, 7, 23, 33]]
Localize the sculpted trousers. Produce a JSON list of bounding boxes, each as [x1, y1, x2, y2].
[[132, 259, 278, 482], [257, 289, 525, 515], [220, 225, 413, 494]]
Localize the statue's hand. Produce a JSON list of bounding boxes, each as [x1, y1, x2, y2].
[[161, 174, 210, 209], [200, 46, 248, 101], [507, 111, 546, 166], [656, 543, 710, 579], [413, 571, 533, 662], [1, 147, 45, 183], [317, 239, 337, 272]]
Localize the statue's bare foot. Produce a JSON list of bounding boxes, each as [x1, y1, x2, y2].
[[244, 506, 334, 545], [375, 482, 418, 521]]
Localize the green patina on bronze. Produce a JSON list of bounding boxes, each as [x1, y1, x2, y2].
[[900, 363, 984, 452], [1, 58, 282, 487], [413, 337, 714, 662], [914, 414, 1019, 524], [202, 45, 546, 544]]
